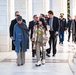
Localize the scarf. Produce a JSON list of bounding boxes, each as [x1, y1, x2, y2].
[[18, 22, 29, 49]]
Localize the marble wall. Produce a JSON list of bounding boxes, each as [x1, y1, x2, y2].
[[49, 0, 67, 18], [0, 0, 75, 52], [70, 0, 76, 18], [32, 0, 43, 16], [15, 0, 27, 21], [15, 0, 32, 24], [0, 0, 9, 51]]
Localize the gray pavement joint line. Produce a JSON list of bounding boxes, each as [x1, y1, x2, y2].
[[68, 50, 74, 75], [0, 52, 14, 62]]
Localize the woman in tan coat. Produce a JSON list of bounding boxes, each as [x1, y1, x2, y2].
[[32, 18, 48, 66]]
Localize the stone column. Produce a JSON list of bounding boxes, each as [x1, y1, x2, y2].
[[15, 0, 32, 25], [8, 0, 15, 51], [26, 0, 32, 24], [43, 0, 50, 14], [49, 0, 67, 18], [70, 0, 76, 18], [32, 0, 44, 16], [15, 0, 27, 23], [0, 0, 10, 51], [62, 0, 67, 18]]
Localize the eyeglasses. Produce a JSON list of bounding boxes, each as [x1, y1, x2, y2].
[[16, 15, 20, 16], [35, 17, 38, 18]]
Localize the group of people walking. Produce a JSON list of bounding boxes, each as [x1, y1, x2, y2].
[[9, 10, 76, 67], [67, 16, 76, 43]]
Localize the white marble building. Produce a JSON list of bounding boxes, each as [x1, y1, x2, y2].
[[0, 0, 76, 52], [0, 1, 76, 75]]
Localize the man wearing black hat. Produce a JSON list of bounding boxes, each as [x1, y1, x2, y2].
[[9, 11, 26, 50]]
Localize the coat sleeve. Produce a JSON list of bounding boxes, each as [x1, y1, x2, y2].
[[13, 25, 16, 41], [71, 20, 75, 35], [9, 20, 14, 37], [56, 18, 59, 32], [28, 22, 31, 31], [64, 19, 67, 28], [23, 19, 26, 24], [66, 21, 68, 28], [70, 24, 72, 30], [25, 24, 29, 35], [47, 18, 49, 25], [13, 25, 16, 46]]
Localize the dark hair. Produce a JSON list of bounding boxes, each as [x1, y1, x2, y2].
[[68, 16, 71, 20], [40, 14, 45, 17], [39, 18, 47, 30], [48, 10, 53, 15], [33, 15, 37, 18], [15, 11, 19, 16], [45, 15, 48, 19], [17, 16, 22, 21]]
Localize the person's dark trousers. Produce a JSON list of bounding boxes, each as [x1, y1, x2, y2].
[[75, 31, 76, 42], [12, 41, 15, 50], [68, 30, 71, 41], [32, 41, 36, 57], [59, 31, 64, 43], [46, 31, 57, 55], [75, 37, 76, 42]]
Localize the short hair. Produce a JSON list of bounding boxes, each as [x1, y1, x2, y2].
[[48, 10, 53, 15], [68, 16, 71, 18], [15, 11, 19, 15], [40, 14, 45, 17], [17, 16, 22, 21], [33, 15, 37, 18]]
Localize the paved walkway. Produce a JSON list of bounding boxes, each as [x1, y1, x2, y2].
[[0, 33, 76, 75]]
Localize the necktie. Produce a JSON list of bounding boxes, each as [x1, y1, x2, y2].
[[50, 18, 53, 31]]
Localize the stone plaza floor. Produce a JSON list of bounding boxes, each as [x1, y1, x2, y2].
[[0, 33, 76, 75]]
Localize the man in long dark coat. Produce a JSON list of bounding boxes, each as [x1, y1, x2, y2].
[[9, 11, 26, 50], [28, 15, 38, 57]]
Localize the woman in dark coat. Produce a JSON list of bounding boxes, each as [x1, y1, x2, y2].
[[9, 11, 26, 50], [13, 16, 29, 66]]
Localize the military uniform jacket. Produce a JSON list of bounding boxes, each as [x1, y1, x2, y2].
[[59, 18, 66, 31]]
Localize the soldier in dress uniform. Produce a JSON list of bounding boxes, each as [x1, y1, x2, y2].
[[59, 13, 67, 44]]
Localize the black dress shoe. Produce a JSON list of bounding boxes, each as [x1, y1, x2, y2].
[[32, 53, 35, 57], [67, 40, 70, 42], [21, 63, 24, 65], [32, 50, 36, 57], [62, 42, 63, 44], [52, 54, 55, 57], [59, 42, 61, 44], [35, 64, 41, 67], [17, 64, 21, 66], [46, 53, 50, 57]]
